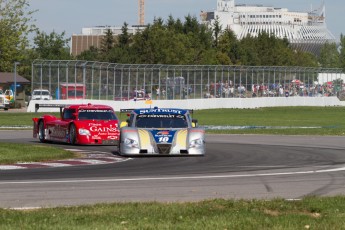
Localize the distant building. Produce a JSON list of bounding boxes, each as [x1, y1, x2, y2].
[[0, 72, 30, 108], [70, 25, 146, 56], [201, 0, 336, 55], [0, 72, 30, 88]]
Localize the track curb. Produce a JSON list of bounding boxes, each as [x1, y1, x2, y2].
[[0, 149, 130, 170]]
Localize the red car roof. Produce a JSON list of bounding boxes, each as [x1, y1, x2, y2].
[[65, 104, 114, 110]]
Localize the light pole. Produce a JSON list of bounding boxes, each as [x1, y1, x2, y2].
[[14, 62, 20, 108]]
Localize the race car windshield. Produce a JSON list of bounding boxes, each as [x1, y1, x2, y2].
[[33, 91, 49, 95], [78, 109, 117, 120], [135, 114, 188, 128]]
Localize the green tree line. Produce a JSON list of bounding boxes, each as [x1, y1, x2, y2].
[[0, 0, 344, 80], [77, 16, 323, 68]]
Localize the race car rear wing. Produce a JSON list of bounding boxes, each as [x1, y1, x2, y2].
[[120, 109, 135, 113], [35, 103, 71, 117]]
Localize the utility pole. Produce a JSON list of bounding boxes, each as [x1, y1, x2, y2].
[[14, 62, 20, 108], [139, 0, 145, 25]]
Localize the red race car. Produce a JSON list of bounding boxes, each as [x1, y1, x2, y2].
[[32, 103, 120, 145]]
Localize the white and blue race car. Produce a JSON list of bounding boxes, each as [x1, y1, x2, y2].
[[119, 107, 205, 156]]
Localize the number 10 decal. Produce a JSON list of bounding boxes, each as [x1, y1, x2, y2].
[[159, 136, 169, 142]]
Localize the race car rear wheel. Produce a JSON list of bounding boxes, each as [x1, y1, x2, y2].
[[38, 120, 46, 143], [69, 124, 77, 145]]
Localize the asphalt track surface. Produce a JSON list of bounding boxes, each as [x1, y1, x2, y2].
[[1, 130, 345, 209]]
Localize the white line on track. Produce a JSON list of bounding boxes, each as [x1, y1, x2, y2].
[[0, 165, 26, 170], [33, 163, 73, 167], [1, 166, 345, 185], [8, 207, 43, 210]]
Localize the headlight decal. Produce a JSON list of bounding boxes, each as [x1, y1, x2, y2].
[[189, 138, 205, 148], [78, 128, 91, 136], [176, 129, 187, 149], [124, 138, 139, 148], [138, 129, 150, 149]]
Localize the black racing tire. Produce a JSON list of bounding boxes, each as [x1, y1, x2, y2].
[[38, 120, 46, 143], [69, 124, 77, 145]]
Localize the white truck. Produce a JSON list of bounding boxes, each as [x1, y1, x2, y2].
[[31, 89, 52, 100], [0, 89, 10, 110]]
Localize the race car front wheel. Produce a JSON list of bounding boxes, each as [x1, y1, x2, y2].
[[38, 120, 46, 143], [69, 124, 77, 145]]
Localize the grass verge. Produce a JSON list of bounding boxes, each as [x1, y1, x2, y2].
[[1, 197, 345, 229], [195, 107, 345, 135], [0, 143, 75, 164], [2, 107, 345, 135]]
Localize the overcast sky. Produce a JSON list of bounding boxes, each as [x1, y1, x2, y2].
[[28, 0, 344, 41]]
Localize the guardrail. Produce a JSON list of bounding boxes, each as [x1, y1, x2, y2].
[[27, 97, 345, 113]]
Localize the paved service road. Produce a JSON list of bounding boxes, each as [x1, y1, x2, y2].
[[1, 131, 345, 208]]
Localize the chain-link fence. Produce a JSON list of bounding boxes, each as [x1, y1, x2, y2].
[[31, 60, 345, 101]]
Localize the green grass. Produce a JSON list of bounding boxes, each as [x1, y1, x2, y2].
[[1, 197, 345, 229], [1, 108, 345, 228], [197, 107, 345, 135], [0, 143, 75, 164], [2, 107, 345, 135], [196, 107, 344, 127], [0, 112, 59, 128]]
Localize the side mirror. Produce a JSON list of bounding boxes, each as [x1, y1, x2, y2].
[[120, 121, 128, 128], [192, 119, 198, 128]]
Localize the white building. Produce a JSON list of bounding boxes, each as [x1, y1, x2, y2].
[[201, 0, 336, 55]]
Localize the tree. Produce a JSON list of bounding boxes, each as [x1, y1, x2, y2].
[[183, 15, 199, 35], [218, 28, 239, 64], [101, 28, 115, 54], [0, 0, 36, 72], [33, 30, 71, 60], [319, 42, 340, 68], [77, 46, 100, 61], [239, 35, 260, 65], [166, 15, 176, 31], [66, 14, 323, 67], [118, 22, 131, 47], [339, 34, 345, 71], [173, 18, 184, 34], [212, 16, 222, 48]]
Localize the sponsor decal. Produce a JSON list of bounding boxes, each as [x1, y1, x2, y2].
[[157, 131, 170, 135], [92, 135, 118, 140], [151, 130, 176, 143], [92, 135, 101, 140], [137, 114, 185, 119], [87, 124, 120, 138], [79, 109, 113, 113], [138, 114, 175, 118], [108, 136, 119, 140], [89, 123, 102, 127], [139, 109, 183, 115], [89, 125, 119, 133]]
